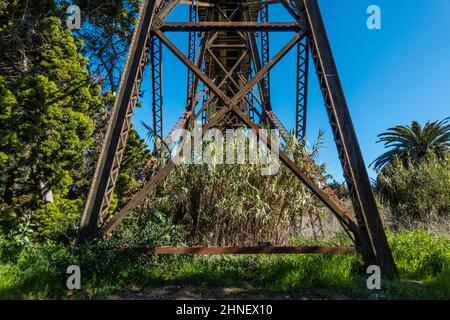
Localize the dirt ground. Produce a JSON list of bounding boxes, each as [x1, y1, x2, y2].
[[103, 286, 346, 300]]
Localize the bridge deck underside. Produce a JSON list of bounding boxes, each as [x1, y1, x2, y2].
[[197, 1, 261, 123]]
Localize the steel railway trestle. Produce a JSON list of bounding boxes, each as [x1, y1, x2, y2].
[[78, 0, 398, 278]]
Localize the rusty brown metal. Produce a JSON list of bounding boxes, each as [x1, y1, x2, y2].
[[161, 21, 302, 32], [120, 246, 358, 255], [79, 0, 397, 278], [101, 106, 230, 235], [77, 0, 162, 242], [299, 0, 397, 276]]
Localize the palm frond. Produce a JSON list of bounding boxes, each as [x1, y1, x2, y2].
[[373, 117, 450, 171]]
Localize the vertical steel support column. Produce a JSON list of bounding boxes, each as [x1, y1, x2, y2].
[[78, 0, 159, 242], [186, 4, 198, 109], [150, 35, 163, 156], [248, 88, 255, 122], [201, 91, 208, 125], [260, 3, 270, 101], [302, 0, 397, 277], [295, 35, 309, 141]]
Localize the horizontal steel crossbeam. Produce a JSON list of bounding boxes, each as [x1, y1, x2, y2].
[[160, 22, 302, 32], [119, 246, 358, 255], [78, 0, 397, 278]]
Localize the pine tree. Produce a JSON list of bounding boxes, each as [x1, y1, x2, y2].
[[0, 2, 154, 242], [0, 16, 103, 240]]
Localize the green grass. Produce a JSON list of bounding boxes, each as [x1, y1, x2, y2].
[[0, 231, 449, 300], [0, 241, 70, 299]]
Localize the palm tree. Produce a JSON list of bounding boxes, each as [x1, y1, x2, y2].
[[371, 117, 450, 171]]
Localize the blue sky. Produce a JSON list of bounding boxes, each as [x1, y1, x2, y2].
[[133, 0, 450, 182]]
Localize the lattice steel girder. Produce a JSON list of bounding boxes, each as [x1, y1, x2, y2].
[[242, 6, 271, 113], [79, 0, 397, 278], [155, 30, 235, 106], [154, 27, 303, 111], [281, 0, 304, 18], [186, 3, 197, 104], [150, 35, 164, 155], [296, 35, 309, 141], [203, 49, 261, 115], [159, 0, 181, 20], [201, 93, 208, 125], [160, 21, 302, 32], [260, 3, 270, 101], [231, 34, 304, 106], [187, 8, 214, 113], [101, 107, 230, 235], [101, 27, 360, 241], [230, 106, 359, 237], [289, 0, 397, 276], [78, 0, 161, 242]]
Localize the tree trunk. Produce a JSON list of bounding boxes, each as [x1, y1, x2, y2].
[[3, 169, 15, 205], [37, 179, 54, 204]]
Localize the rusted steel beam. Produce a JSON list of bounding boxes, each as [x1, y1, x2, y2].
[[230, 106, 359, 238], [242, 6, 271, 113], [200, 49, 262, 119], [281, 0, 304, 20], [302, 0, 397, 277], [188, 7, 214, 113], [295, 35, 309, 141], [161, 22, 302, 32], [186, 3, 197, 106], [80, 0, 397, 279], [101, 107, 229, 235], [150, 35, 164, 155], [78, 0, 161, 242], [123, 246, 358, 255], [153, 25, 356, 240], [101, 161, 178, 235], [260, 3, 271, 102], [231, 31, 305, 106], [178, 0, 213, 7], [155, 29, 233, 107], [158, 0, 181, 20]]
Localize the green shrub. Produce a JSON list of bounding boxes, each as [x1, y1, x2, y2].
[[376, 158, 450, 222], [428, 264, 450, 299], [388, 230, 450, 279], [1, 231, 449, 299], [0, 241, 72, 299], [111, 208, 188, 248], [35, 197, 83, 241]]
